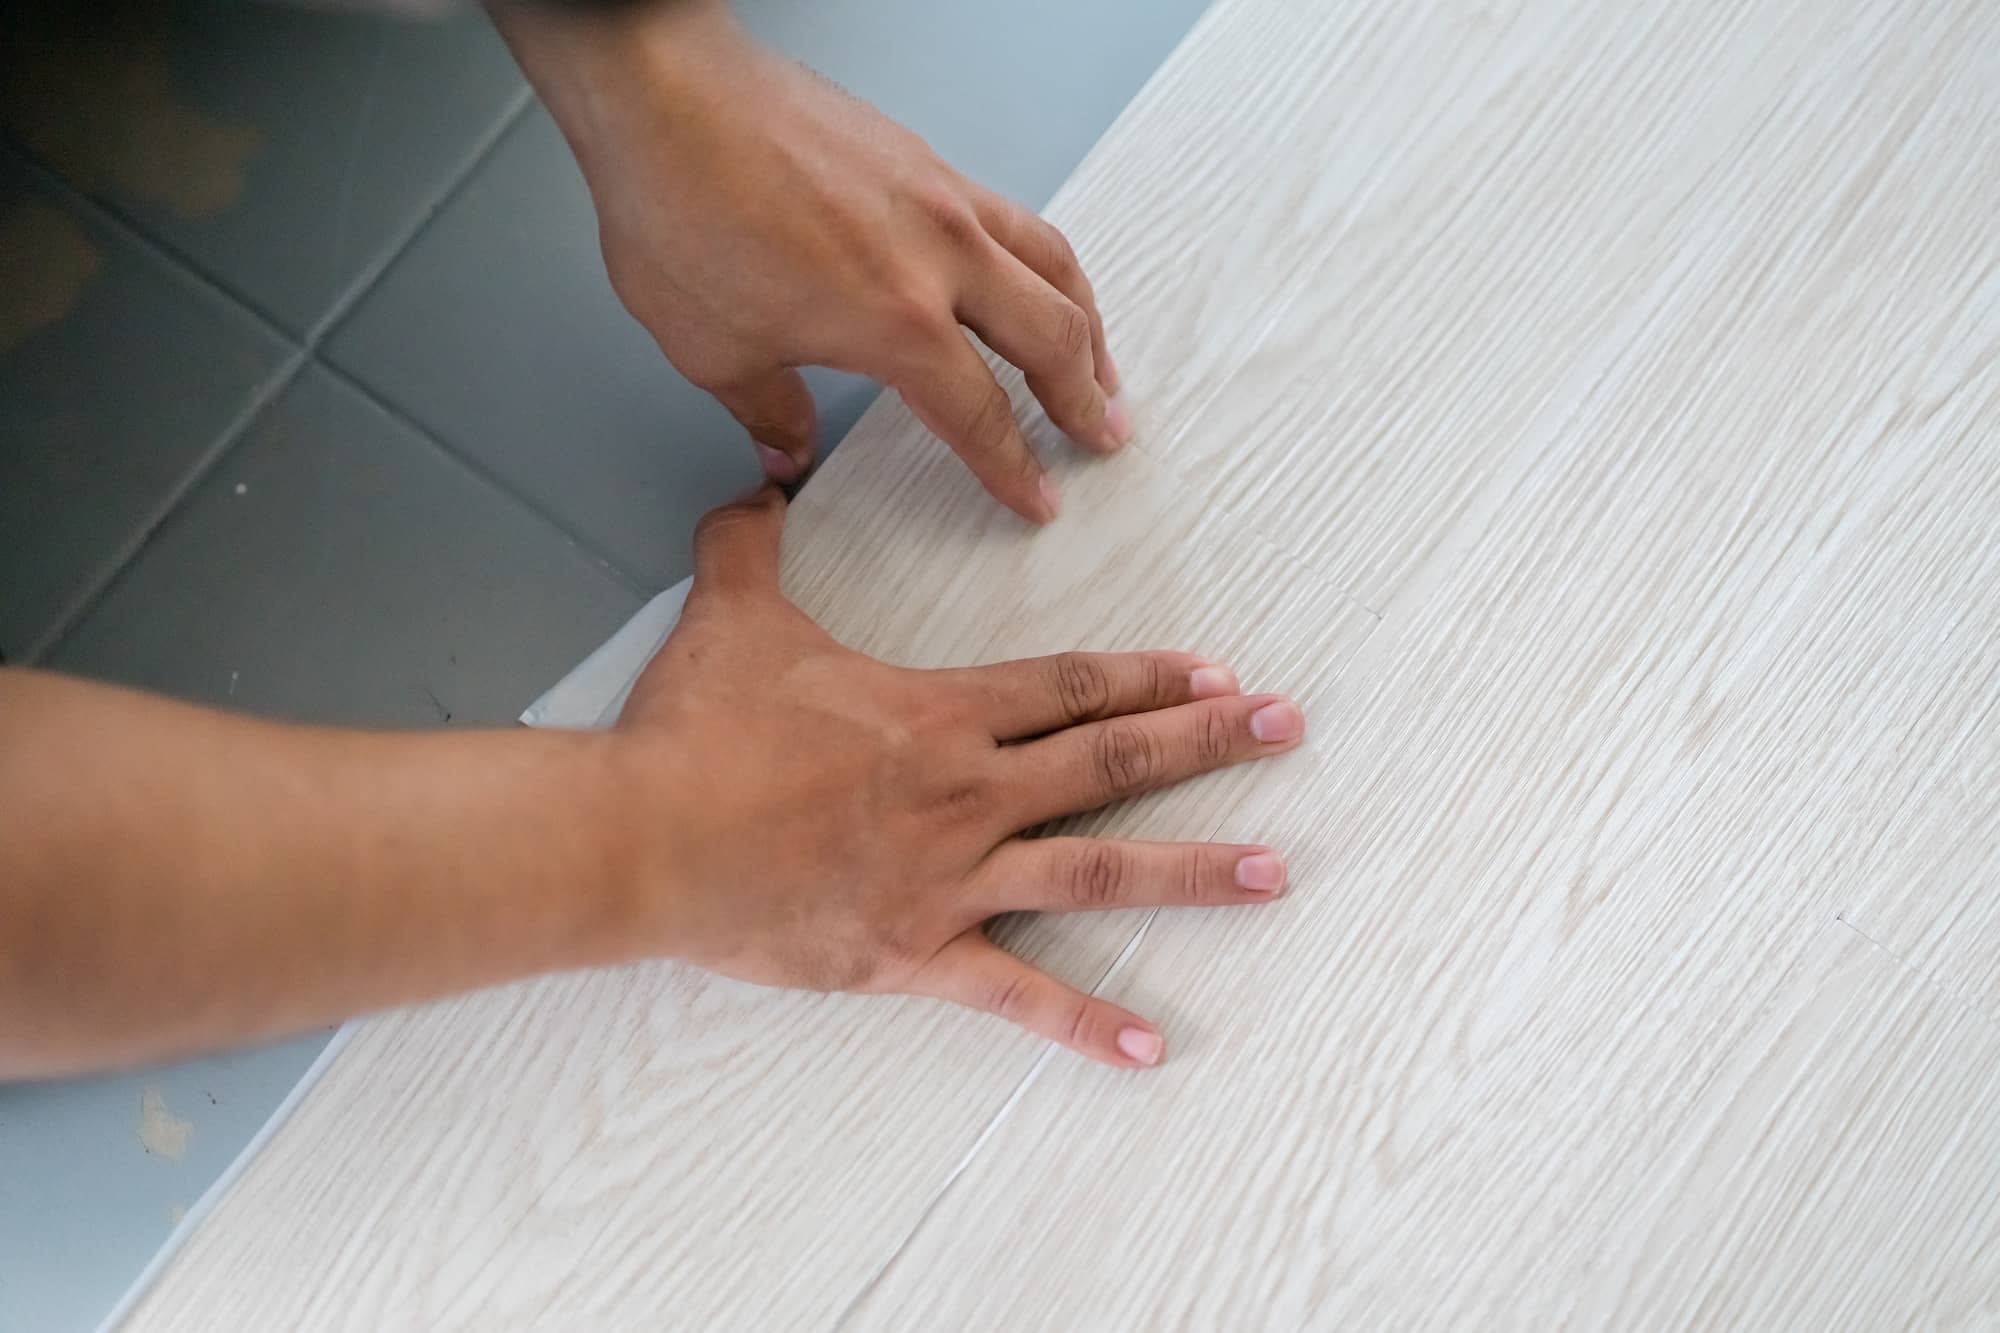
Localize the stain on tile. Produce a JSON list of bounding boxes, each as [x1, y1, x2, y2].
[[1, 0, 262, 221], [2, 0, 522, 334], [0, 198, 103, 351], [136, 1087, 193, 1161], [0, 146, 292, 660], [51, 365, 643, 727]]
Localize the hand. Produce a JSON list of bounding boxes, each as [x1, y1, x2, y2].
[[492, 0, 1129, 521], [613, 488, 1305, 1067]]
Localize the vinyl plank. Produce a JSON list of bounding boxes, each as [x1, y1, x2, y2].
[[1575, 923, 2000, 1330], [1137, 0, 1985, 612], [118, 431, 1375, 1332], [1820, 408, 2000, 1022], [52, 365, 642, 728], [116, 0, 2000, 1326], [843, 6, 2000, 1315]]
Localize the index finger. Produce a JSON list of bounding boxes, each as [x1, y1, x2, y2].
[[897, 331, 1059, 523]]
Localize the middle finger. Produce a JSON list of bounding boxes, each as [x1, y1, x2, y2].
[[999, 693, 1306, 828]]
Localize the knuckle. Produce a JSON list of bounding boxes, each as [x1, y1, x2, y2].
[[1064, 999, 1098, 1050], [1196, 706, 1236, 766], [692, 504, 754, 546], [1065, 843, 1127, 910], [1180, 846, 1209, 902], [1092, 724, 1162, 796], [1140, 654, 1171, 706], [987, 972, 1035, 1023], [1053, 301, 1092, 360], [965, 388, 1020, 454], [1065, 386, 1105, 433], [1036, 221, 1083, 280], [1052, 653, 1114, 723], [918, 187, 983, 248], [882, 286, 952, 344], [927, 776, 991, 826]]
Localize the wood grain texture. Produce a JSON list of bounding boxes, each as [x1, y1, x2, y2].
[[1833, 430, 2000, 1023], [843, 2, 2000, 1325], [119, 425, 1373, 1332], [126, 0, 2000, 1327], [1577, 923, 2000, 1330]]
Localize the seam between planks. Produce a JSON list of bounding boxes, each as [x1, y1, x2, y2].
[[828, 600, 1389, 1331]]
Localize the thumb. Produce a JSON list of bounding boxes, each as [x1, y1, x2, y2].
[[689, 485, 788, 604], [710, 367, 817, 483]]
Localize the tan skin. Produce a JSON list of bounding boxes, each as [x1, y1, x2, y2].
[[2, 3, 1303, 1079], [493, 0, 1129, 516], [0, 492, 1303, 1079]]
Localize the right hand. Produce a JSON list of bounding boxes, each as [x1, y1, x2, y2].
[[494, 0, 1127, 519], [610, 488, 1305, 1067]]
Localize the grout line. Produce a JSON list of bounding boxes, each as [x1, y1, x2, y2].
[[293, 83, 667, 601], [304, 84, 534, 349], [26, 87, 545, 662], [829, 909, 1163, 1331], [21, 347, 311, 663], [313, 358, 658, 600]]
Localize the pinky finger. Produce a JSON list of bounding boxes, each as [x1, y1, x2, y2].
[[907, 931, 1165, 1068]]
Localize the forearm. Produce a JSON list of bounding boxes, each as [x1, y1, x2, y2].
[[0, 669, 640, 1079]]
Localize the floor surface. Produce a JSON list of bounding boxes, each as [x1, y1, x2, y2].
[[0, 2, 1210, 1328], [111, 0, 2000, 1326]]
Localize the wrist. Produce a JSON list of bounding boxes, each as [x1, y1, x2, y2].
[[489, 0, 747, 171], [582, 729, 703, 967]]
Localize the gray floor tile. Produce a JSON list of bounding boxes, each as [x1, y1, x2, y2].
[[1, 0, 524, 337], [0, 1029, 336, 1333], [52, 363, 642, 727], [326, 0, 1210, 589], [323, 107, 783, 590], [740, 0, 1213, 207], [0, 146, 292, 662]]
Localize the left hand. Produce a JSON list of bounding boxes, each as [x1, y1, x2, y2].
[[606, 487, 1305, 1067]]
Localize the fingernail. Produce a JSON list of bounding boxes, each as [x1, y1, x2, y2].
[[1249, 699, 1305, 744], [1101, 352, 1122, 394], [1038, 474, 1063, 520], [1117, 1027, 1163, 1066], [1235, 851, 1287, 894], [755, 444, 800, 484], [1104, 395, 1135, 448], [1188, 665, 1238, 699]]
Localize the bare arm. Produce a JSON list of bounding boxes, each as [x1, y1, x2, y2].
[[1, 491, 1302, 1081], [0, 668, 630, 1078]]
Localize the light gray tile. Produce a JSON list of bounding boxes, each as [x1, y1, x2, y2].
[[52, 364, 642, 727], [325, 0, 1210, 588], [0, 1030, 336, 1333], [0, 147, 291, 662], [0, 0, 524, 336], [739, 0, 1214, 208], [323, 107, 792, 589]]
